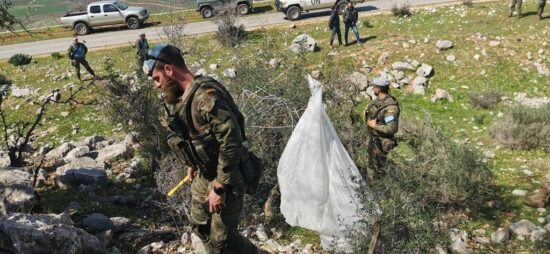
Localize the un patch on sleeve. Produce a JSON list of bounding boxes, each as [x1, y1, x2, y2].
[[385, 115, 395, 124]]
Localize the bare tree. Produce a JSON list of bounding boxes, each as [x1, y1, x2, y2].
[[215, 1, 245, 47], [0, 0, 31, 35], [0, 78, 97, 167]]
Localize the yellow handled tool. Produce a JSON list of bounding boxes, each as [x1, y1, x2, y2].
[[167, 176, 190, 197]]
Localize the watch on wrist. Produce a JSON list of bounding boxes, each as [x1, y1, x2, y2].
[[214, 187, 225, 195]]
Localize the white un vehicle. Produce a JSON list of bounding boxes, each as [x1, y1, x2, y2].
[[275, 0, 365, 20]]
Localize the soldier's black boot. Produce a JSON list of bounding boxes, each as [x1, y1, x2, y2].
[[517, 8, 522, 18], [509, 8, 514, 17]]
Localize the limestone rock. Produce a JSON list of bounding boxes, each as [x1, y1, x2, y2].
[[82, 213, 114, 233], [0, 213, 106, 253], [510, 219, 535, 236], [436, 40, 453, 50], [84, 135, 105, 150], [35, 168, 48, 188], [530, 227, 547, 241], [0, 168, 37, 214], [391, 61, 415, 71], [95, 143, 132, 167], [431, 89, 454, 103], [348, 72, 369, 91], [44, 142, 75, 168], [491, 228, 509, 244], [378, 52, 390, 65], [64, 146, 90, 163], [416, 63, 434, 77], [223, 68, 237, 79], [54, 157, 107, 188], [411, 76, 428, 95], [290, 34, 317, 53]]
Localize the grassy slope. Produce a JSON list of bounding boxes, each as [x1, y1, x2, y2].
[[1, 1, 549, 252]]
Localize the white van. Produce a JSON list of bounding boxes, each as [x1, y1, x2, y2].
[[275, 0, 365, 20]]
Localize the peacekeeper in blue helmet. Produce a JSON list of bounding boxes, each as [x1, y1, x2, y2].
[[364, 76, 400, 181]]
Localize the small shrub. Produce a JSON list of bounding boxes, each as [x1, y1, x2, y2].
[[361, 19, 372, 28], [469, 90, 502, 109], [462, 0, 473, 7], [391, 2, 412, 17], [490, 104, 550, 151], [8, 53, 32, 66], [51, 52, 63, 59], [351, 117, 494, 253], [0, 74, 12, 86], [215, 2, 246, 47]]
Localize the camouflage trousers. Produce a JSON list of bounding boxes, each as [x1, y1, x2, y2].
[[366, 137, 388, 181], [510, 0, 523, 14], [189, 174, 258, 254]]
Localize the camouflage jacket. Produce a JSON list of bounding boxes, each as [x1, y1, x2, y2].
[[366, 95, 400, 139], [162, 76, 244, 185]]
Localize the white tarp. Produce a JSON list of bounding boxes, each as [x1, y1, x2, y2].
[[277, 76, 367, 252]]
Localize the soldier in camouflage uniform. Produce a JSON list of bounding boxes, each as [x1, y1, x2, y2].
[[364, 76, 400, 181], [523, 172, 550, 208], [143, 44, 264, 254]]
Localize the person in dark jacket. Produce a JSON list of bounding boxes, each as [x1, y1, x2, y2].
[[343, 2, 362, 46], [328, 7, 342, 47], [67, 37, 96, 81]]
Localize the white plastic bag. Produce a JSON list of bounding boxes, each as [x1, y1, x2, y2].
[[277, 75, 367, 252]]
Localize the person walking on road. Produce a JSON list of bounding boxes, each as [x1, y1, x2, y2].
[[67, 37, 96, 81]]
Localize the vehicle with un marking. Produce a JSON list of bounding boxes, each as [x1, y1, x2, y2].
[[275, 0, 365, 20], [197, 0, 253, 18], [60, 0, 149, 35]]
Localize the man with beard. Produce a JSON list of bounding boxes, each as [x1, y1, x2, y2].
[[364, 76, 400, 181], [143, 43, 265, 254]]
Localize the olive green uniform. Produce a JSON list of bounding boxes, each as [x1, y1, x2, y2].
[[162, 75, 258, 254], [510, 0, 523, 17], [365, 95, 400, 181]]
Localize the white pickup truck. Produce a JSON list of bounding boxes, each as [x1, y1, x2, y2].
[[60, 0, 149, 35], [275, 0, 365, 20]]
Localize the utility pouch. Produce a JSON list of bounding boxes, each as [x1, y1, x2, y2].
[[239, 150, 263, 194]]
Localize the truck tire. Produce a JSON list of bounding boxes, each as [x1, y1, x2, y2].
[[74, 22, 90, 35], [237, 3, 250, 15], [336, 0, 349, 15], [201, 6, 214, 18], [286, 6, 301, 21], [127, 17, 140, 30]]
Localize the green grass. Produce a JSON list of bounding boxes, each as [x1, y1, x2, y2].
[[2, 1, 550, 251]]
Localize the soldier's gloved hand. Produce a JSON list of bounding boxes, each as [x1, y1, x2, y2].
[[187, 167, 197, 182]]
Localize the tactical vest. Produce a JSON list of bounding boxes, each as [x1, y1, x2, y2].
[[366, 95, 399, 138], [165, 76, 244, 173]]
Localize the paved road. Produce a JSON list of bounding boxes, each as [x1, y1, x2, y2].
[[0, 0, 456, 60]]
